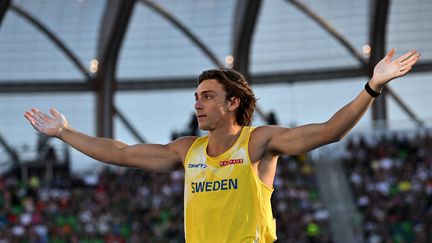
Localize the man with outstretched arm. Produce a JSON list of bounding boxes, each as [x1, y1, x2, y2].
[[25, 48, 420, 243]]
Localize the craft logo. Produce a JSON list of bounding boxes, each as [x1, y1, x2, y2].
[[219, 158, 243, 166], [188, 163, 207, 169]]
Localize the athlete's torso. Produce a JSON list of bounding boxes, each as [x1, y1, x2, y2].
[[183, 126, 277, 243]]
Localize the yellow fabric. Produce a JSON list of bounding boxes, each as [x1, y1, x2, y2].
[[184, 126, 277, 243]]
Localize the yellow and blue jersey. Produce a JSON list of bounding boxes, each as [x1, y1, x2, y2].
[[184, 126, 277, 243]]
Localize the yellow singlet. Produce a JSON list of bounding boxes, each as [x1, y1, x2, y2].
[[184, 126, 277, 243]]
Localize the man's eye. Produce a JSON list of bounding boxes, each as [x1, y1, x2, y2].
[[205, 95, 212, 99]]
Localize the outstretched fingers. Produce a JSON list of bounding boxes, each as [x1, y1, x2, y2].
[[50, 108, 66, 123], [24, 112, 37, 126], [399, 66, 412, 76], [24, 111, 47, 132], [28, 112, 46, 125], [398, 50, 417, 63], [400, 52, 420, 73], [50, 108, 60, 118], [31, 108, 51, 121], [25, 109, 54, 130]]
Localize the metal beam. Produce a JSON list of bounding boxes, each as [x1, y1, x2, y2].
[[0, 82, 91, 93], [114, 107, 146, 143], [386, 88, 424, 127], [232, 0, 262, 73], [9, 3, 93, 81], [0, 0, 11, 27], [95, 0, 136, 138], [3, 62, 432, 93], [138, 0, 224, 67], [118, 67, 366, 90], [0, 67, 365, 92], [287, 0, 422, 128], [368, 0, 421, 128], [411, 61, 432, 73], [285, 0, 367, 66], [0, 133, 20, 164], [139, 0, 273, 124], [369, 0, 390, 128], [252, 67, 367, 84], [232, 0, 270, 122], [6, 2, 147, 142]]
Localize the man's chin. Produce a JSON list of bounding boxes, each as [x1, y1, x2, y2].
[[198, 123, 211, 131]]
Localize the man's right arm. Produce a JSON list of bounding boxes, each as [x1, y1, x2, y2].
[[25, 108, 195, 172], [59, 128, 194, 172]]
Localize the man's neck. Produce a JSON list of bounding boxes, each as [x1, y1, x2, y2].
[[207, 124, 243, 157]]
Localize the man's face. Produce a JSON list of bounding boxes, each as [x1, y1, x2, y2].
[[194, 79, 234, 131]]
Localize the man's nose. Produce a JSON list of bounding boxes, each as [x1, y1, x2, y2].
[[194, 100, 203, 110]]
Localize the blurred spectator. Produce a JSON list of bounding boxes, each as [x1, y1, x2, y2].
[[273, 155, 332, 243], [343, 130, 432, 243], [0, 152, 332, 242]]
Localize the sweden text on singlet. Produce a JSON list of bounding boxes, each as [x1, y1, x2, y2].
[[191, 178, 238, 193]]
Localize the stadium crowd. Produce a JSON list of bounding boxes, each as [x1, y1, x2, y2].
[[343, 130, 432, 243], [0, 153, 332, 242]]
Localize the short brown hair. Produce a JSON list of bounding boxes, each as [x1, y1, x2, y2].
[[197, 68, 257, 126]]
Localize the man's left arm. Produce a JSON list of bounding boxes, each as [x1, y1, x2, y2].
[[265, 48, 420, 156]]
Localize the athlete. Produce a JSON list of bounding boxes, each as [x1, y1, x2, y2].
[[24, 48, 420, 242]]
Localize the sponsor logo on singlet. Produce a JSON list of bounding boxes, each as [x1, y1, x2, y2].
[[188, 163, 207, 169], [219, 158, 243, 166]]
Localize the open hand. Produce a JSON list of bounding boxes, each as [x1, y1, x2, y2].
[[24, 108, 68, 137], [371, 49, 420, 88]]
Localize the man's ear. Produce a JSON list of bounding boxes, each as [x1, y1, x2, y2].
[[228, 97, 240, 111]]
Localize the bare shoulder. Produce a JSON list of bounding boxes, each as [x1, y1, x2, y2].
[[169, 136, 198, 151], [251, 125, 288, 143], [249, 125, 290, 160], [168, 136, 199, 161]]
